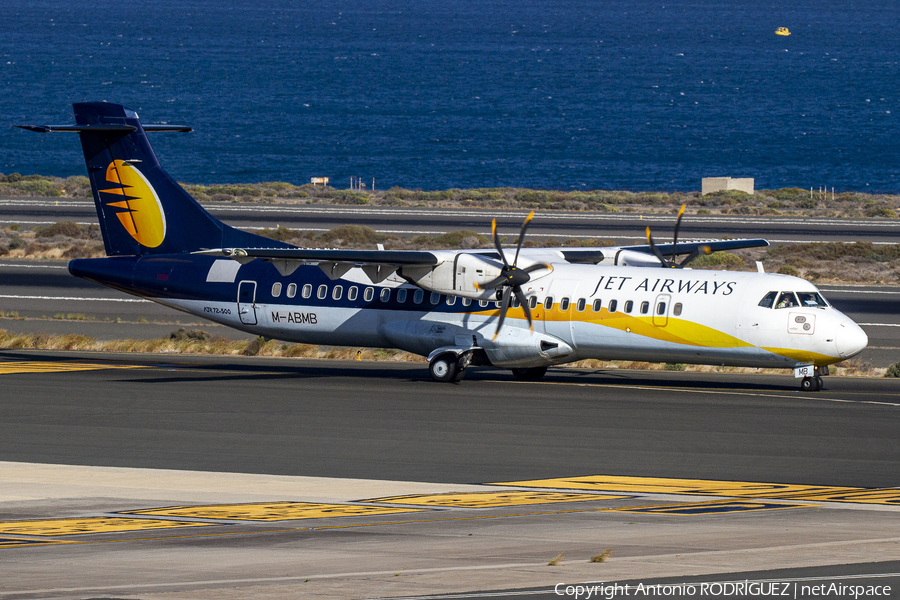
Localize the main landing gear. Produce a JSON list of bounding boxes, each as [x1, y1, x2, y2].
[[429, 352, 469, 383]]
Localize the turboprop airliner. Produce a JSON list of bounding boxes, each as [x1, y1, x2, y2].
[[19, 103, 868, 391]]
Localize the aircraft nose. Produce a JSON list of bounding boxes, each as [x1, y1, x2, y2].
[[836, 320, 868, 359]]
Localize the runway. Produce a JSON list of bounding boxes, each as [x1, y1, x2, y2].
[[1, 352, 899, 482], [3, 198, 900, 244], [0, 353, 898, 599]]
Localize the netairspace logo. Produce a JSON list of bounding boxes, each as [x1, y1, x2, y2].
[[554, 580, 893, 599]]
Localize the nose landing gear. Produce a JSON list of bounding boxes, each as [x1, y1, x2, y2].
[[799, 366, 828, 392], [800, 376, 824, 392]]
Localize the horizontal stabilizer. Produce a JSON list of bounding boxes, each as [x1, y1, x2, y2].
[[17, 124, 191, 133]]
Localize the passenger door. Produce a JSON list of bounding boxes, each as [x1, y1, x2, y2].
[[237, 280, 258, 325]]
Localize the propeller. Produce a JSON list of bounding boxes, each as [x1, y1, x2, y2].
[[474, 210, 550, 339], [645, 204, 711, 268]]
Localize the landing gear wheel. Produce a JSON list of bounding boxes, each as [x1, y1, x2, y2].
[[800, 376, 821, 392], [429, 352, 459, 383], [815, 376, 824, 391], [511, 366, 548, 381]]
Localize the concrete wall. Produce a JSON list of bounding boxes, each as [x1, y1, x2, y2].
[[702, 177, 755, 195]]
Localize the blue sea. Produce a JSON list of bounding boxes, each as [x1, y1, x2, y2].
[[2, 0, 899, 192]]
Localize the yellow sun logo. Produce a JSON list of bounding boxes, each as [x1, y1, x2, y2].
[[99, 160, 167, 248]]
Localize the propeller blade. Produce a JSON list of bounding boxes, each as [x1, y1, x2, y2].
[[522, 262, 552, 274], [646, 226, 670, 266], [493, 287, 512, 340], [679, 244, 711, 267], [671, 204, 686, 262], [513, 210, 535, 265], [491, 219, 510, 268], [513, 286, 533, 331], [475, 275, 507, 290]]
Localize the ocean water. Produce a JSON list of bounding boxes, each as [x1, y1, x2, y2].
[[1, 0, 899, 192]]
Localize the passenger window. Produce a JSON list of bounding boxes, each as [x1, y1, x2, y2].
[[363, 287, 374, 302], [397, 289, 408, 303], [624, 300, 633, 313], [673, 302, 683, 316], [380, 288, 391, 302], [529, 296, 538, 309], [348, 286, 358, 301], [447, 295, 457, 306], [430, 292, 441, 305], [301, 284, 312, 299], [609, 299, 617, 313], [545, 296, 554, 310], [462, 297, 472, 307], [317, 284, 327, 300], [560, 298, 570, 311], [640, 301, 649, 314], [796, 291, 828, 308], [511, 294, 520, 308], [332, 285, 343, 300], [271, 282, 282, 297], [287, 283, 297, 298], [656, 302, 666, 315], [592, 299, 603, 312], [576, 298, 586, 311], [775, 292, 798, 309], [758, 291, 778, 309], [413, 289, 424, 304], [479, 299, 490, 308]]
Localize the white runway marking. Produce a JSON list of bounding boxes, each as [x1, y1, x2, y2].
[[821, 288, 900, 294], [0, 263, 68, 269], [0, 294, 149, 303], [0, 220, 94, 225]]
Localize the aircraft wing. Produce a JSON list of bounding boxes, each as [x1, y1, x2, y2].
[[196, 247, 441, 265], [195, 247, 443, 281], [623, 238, 769, 256]]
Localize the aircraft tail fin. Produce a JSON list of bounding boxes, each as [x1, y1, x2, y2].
[[19, 102, 288, 256]]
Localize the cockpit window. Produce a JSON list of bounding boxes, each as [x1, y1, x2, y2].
[[758, 291, 778, 308], [775, 291, 799, 309], [796, 291, 828, 308]]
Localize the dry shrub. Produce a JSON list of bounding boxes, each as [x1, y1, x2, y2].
[[590, 549, 614, 563]]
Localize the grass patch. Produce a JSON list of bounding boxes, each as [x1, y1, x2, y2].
[[0, 329, 887, 377], [7, 172, 900, 219]]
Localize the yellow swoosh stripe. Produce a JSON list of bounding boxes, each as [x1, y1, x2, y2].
[[471, 306, 752, 349], [760, 347, 838, 365]]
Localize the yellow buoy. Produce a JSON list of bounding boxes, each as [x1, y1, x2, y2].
[[775, 27, 790, 36]]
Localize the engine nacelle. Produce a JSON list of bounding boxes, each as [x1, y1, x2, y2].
[[600, 249, 664, 267], [400, 253, 550, 300]]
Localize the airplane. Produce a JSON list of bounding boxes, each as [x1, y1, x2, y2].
[[19, 102, 868, 391]]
